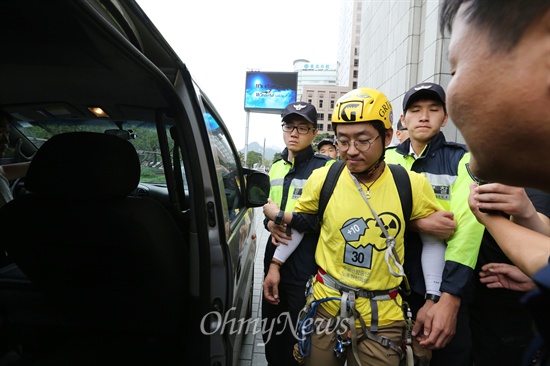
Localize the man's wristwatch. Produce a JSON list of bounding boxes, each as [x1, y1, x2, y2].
[[274, 210, 284, 225], [425, 293, 441, 303]]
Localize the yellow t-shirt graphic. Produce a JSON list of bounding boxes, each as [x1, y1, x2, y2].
[[294, 164, 441, 327]]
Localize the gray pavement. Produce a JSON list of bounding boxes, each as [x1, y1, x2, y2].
[[236, 209, 346, 366], [236, 207, 269, 366]]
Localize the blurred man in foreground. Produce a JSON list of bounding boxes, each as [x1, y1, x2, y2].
[[440, 1, 550, 364]]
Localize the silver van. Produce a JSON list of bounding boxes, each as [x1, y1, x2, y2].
[[0, 1, 269, 365]]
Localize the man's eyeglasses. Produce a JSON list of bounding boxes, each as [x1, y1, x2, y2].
[[281, 124, 313, 135], [336, 135, 380, 152], [398, 128, 407, 131]]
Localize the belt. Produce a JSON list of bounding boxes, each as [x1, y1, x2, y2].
[[316, 268, 399, 301]]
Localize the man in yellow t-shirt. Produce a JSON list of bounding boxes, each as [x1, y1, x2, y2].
[[263, 88, 448, 366]]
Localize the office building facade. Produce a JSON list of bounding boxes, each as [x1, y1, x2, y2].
[[357, 0, 463, 143]]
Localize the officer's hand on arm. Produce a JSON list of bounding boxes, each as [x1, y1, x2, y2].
[[263, 198, 282, 222], [469, 183, 549, 276], [266, 220, 291, 246], [473, 183, 549, 235], [409, 210, 456, 240], [264, 198, 291, 245], [263, 260, 282, 305], [411, 300, 434, 346], [413, 292, 460, 350], [479, 262, 536, 292], [474, 183, 532, 217]]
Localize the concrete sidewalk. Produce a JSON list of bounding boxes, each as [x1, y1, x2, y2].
[[236, 207, 269, 366], [235, 210, 347, 366]]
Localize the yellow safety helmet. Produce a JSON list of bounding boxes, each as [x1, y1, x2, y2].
[[332, 88, 393, 129]]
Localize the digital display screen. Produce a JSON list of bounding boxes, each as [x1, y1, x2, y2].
[[243, 72, 298, 113]]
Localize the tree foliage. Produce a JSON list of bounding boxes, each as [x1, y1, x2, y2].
[[246, 151, 262, 167]]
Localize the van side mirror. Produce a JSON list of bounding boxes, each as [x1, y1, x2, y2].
[[244, 169, 270, 207]]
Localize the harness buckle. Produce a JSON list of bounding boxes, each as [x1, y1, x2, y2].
[[379, 336, 393, 349]]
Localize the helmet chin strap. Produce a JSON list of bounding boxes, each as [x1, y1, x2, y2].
[[359, 160, 380, 176], [358, 151, 386, 176]]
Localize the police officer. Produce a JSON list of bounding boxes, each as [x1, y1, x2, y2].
[[317, 138, 338, 160], [385, 82, 485, 366], [261, 102, 333, 366]]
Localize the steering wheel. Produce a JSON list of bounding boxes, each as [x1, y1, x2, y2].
[[10, 177, 26, 198]]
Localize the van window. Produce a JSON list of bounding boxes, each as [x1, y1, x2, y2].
[[12, 119, 173, 184], [204, 109, 243, 223]]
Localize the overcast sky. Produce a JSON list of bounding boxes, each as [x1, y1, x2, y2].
[[137, 0, 341, 151]]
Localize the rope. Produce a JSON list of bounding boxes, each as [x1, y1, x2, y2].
[[348, 170, 405, 277], [295, 296, 340, 359]]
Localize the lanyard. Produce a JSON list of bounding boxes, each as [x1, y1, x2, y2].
[[348, 170, 405, 277]]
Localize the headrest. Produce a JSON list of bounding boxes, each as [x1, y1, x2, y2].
[[25, 132, 140, 200]]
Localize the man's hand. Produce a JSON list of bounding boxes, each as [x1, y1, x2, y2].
[[263, 264, 281, 305], [266, 220, 291, 246], [479, 262, 536, 292], [409, 210, 456, 240], [473, 183, 533, 218], [263, 198, 280, 221], [412, 292, 460, 350], [263, 198, 292, 246]]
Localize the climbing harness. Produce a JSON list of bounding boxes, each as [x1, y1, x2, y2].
[[316, 267, 399, 332], [293, 163, 416, 365], [294, 277, 405, 365]]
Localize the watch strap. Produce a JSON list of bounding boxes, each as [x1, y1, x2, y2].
[[274, 210, 284, 225], [425, 293, 441, 303]]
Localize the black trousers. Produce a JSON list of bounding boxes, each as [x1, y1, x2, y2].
[[404, 291, 472, 366], [261, 282, 307, 366], [469, 284, 534, 366]]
